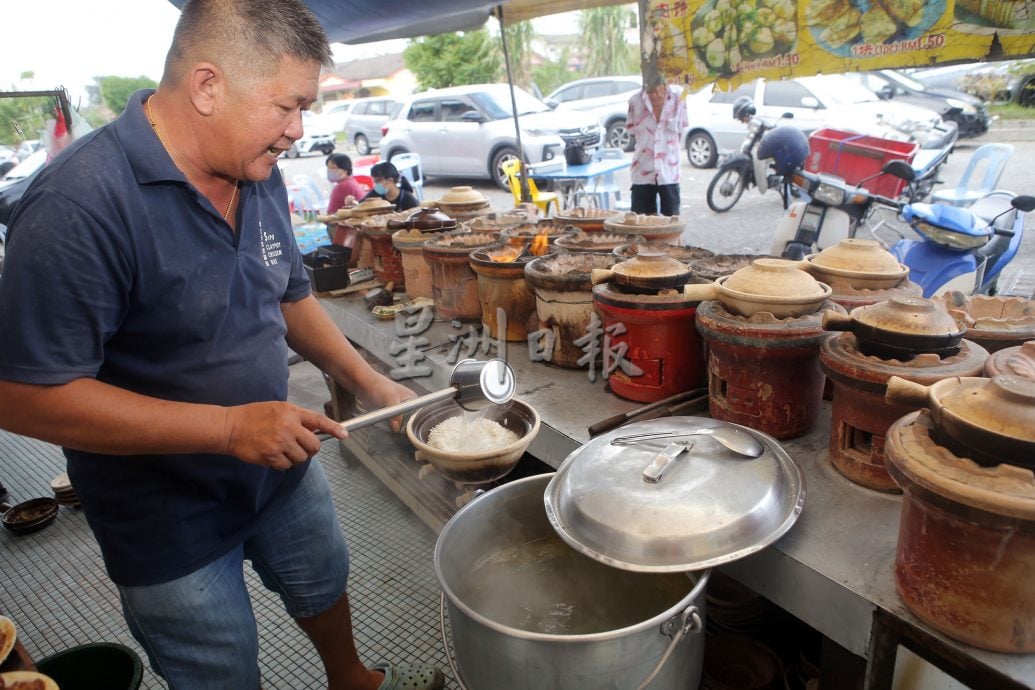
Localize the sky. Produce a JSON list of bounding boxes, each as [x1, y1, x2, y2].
[[2, 1, 574, 105], [1, 0, 410, 103]]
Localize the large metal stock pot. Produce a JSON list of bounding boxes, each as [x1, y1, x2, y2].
[[435, 473, 708, 690]]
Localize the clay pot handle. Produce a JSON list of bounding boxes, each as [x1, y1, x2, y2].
[[681, 283, 717, 302], [822, 310, 855, 332], [885, 376, 931, 408], [591, 268, 614, 285]]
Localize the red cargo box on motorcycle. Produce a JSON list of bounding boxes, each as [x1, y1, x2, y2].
[[805, 129, 918, 200]]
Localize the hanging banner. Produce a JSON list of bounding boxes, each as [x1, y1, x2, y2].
[[648, 0, 1035, 90]]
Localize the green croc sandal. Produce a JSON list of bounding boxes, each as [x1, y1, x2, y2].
[[373, 661, 445, 690]]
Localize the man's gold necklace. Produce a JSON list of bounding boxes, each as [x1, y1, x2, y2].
[[146, 96, 238, 222]]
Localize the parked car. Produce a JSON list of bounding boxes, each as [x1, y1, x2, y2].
[[313, 99, 355, 133], [683, 74, 957, 168], [913, 59, 1035, 108], [286, 111, 336, 159], [843, 70, 991, 138], [379, 83, 603, 190], [14, 139, 42, 162], [545, 75, 642, 152], [343, 96, 400, 155]]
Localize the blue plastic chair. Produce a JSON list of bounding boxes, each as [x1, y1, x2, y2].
[[291, 174, 329, 212], [390, 151, 424, 202], [931, 143, 1013, 207], [588, 147, 628, 210]]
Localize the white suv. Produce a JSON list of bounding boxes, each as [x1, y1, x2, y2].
[[379, 84, 603, 190], [546, 76, 642, 152]]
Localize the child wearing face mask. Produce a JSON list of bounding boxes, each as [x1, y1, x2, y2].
[[325, 153, 367, 248], [357, 161, 420, 212]]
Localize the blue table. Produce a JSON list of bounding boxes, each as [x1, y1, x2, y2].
[[527, 157, 631, 210]]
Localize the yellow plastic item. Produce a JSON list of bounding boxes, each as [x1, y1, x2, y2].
[[501, 159, 558, 217]]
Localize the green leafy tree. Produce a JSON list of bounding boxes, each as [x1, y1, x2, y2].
[[97, 75, 158, 115], [0, 93, 57, 145], [404, 31, 502, 90], [501, 21, 535, 90], [532, 48, 576, 97], [579, 6, 639, 77]]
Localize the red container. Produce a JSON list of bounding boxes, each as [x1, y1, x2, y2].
[[805, 129, 918, 200]]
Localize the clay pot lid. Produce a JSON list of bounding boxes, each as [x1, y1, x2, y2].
[[614, 241, 716, 263], [465, 209, 533, 230], [849, 296, 964, 338], [347, 198, 395, 216], [809, 239, 903, 274], [502, 222, 577, 240], [554, 207, 622, 224], [611, 252, 691, 282], [689, 254, 774, 283], [436, 186, 490, 206], [389, 207, 457, 232], [986, 341, 1035, 380], [935, 375, 1035, 440], [724, 259, 826, 299]]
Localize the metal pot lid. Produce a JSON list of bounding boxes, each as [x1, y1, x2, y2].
[[544, 417, 805, 573]]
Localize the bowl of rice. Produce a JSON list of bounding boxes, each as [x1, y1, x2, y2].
[[406, 398, 540, 484]]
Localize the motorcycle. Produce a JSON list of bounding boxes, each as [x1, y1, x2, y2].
[[769, 132, 956, 259], [879, 182, 1035, 297], [706, 112, 796, 213]]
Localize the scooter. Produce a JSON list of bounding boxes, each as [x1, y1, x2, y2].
[[706, 114, 795, 213], [769, 134, 955, 260], [882, 186, 1035, 297]]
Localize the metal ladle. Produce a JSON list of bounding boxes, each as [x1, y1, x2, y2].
[[323, 358, 516, 435], [610, 426, 765, 458]]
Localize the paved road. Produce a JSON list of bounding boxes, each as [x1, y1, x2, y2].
[[280, 133, 1035, 295]]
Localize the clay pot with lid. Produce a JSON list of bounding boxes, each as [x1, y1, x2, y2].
[[885, 375, 1035, 469], [388, 207, 458, 232], [433, 186, 491, 214], [614, 241, 715, 264], [554, 231, 636, 254], [682, 258, 832, 318], [802, 239, 909, 290], [590, 252, 692, 292], [823, 296, 966, 359]]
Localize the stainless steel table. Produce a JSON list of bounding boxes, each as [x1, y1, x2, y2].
[[318, 293, 1035, 689]]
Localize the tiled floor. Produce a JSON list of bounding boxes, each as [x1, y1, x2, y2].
[[0, 360, 458, 689]]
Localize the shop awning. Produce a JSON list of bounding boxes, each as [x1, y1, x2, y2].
[[166, 0, 632, 44]]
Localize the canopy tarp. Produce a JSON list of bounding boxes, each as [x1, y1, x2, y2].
[[166, 0, 631, 44], [645, 0, 1035, 90]]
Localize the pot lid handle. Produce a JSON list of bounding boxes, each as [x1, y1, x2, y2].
[[642, 441, 692, 483]]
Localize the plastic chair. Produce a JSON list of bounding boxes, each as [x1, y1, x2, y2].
[[292, 174, 329, 211], [587, 147, 627, 210], [286, 184, 322, 223], [502, 159, 558, 216], [391, 152, 424, 202], [931, 143, 1014, 207]]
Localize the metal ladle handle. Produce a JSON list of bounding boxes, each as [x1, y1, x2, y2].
[[338, 387, 459, 433]]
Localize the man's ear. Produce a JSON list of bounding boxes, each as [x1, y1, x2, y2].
[[188, 62, 222, 117]]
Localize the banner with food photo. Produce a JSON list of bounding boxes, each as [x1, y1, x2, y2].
[[649, 0, 1033, 89]]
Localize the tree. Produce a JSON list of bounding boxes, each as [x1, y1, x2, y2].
[[578, 6, 639, 77], [404, 31, 502, 90], [97, 76, 158, 115], [501, 20, 535, 91], [531, 48, 575, 97], [0, 93, 57, 145]]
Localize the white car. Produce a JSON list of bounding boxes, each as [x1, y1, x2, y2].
[[379, 84, 603, 190], [683, 74, 957, 168], [545, 76, 642, 152], [312, 100, 355, 133], [285, 111, 336, 159]]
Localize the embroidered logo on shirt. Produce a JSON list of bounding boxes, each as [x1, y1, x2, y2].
[[260, 222, 283, 266]]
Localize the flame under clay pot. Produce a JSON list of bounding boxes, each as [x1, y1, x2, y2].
[[524, 253, 618, 368], [422, 233, 498, 321], [682, 258, 832, 318], [802, 238, 909, 290], [940, 291, 1035, 353], [469, 245, 538, 342], [823, 296, 967, 359], [500, 222, 578, 248], [885, 375, 1035, 469]]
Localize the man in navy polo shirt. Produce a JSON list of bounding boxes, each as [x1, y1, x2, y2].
[[0, 2, 444, 689]]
